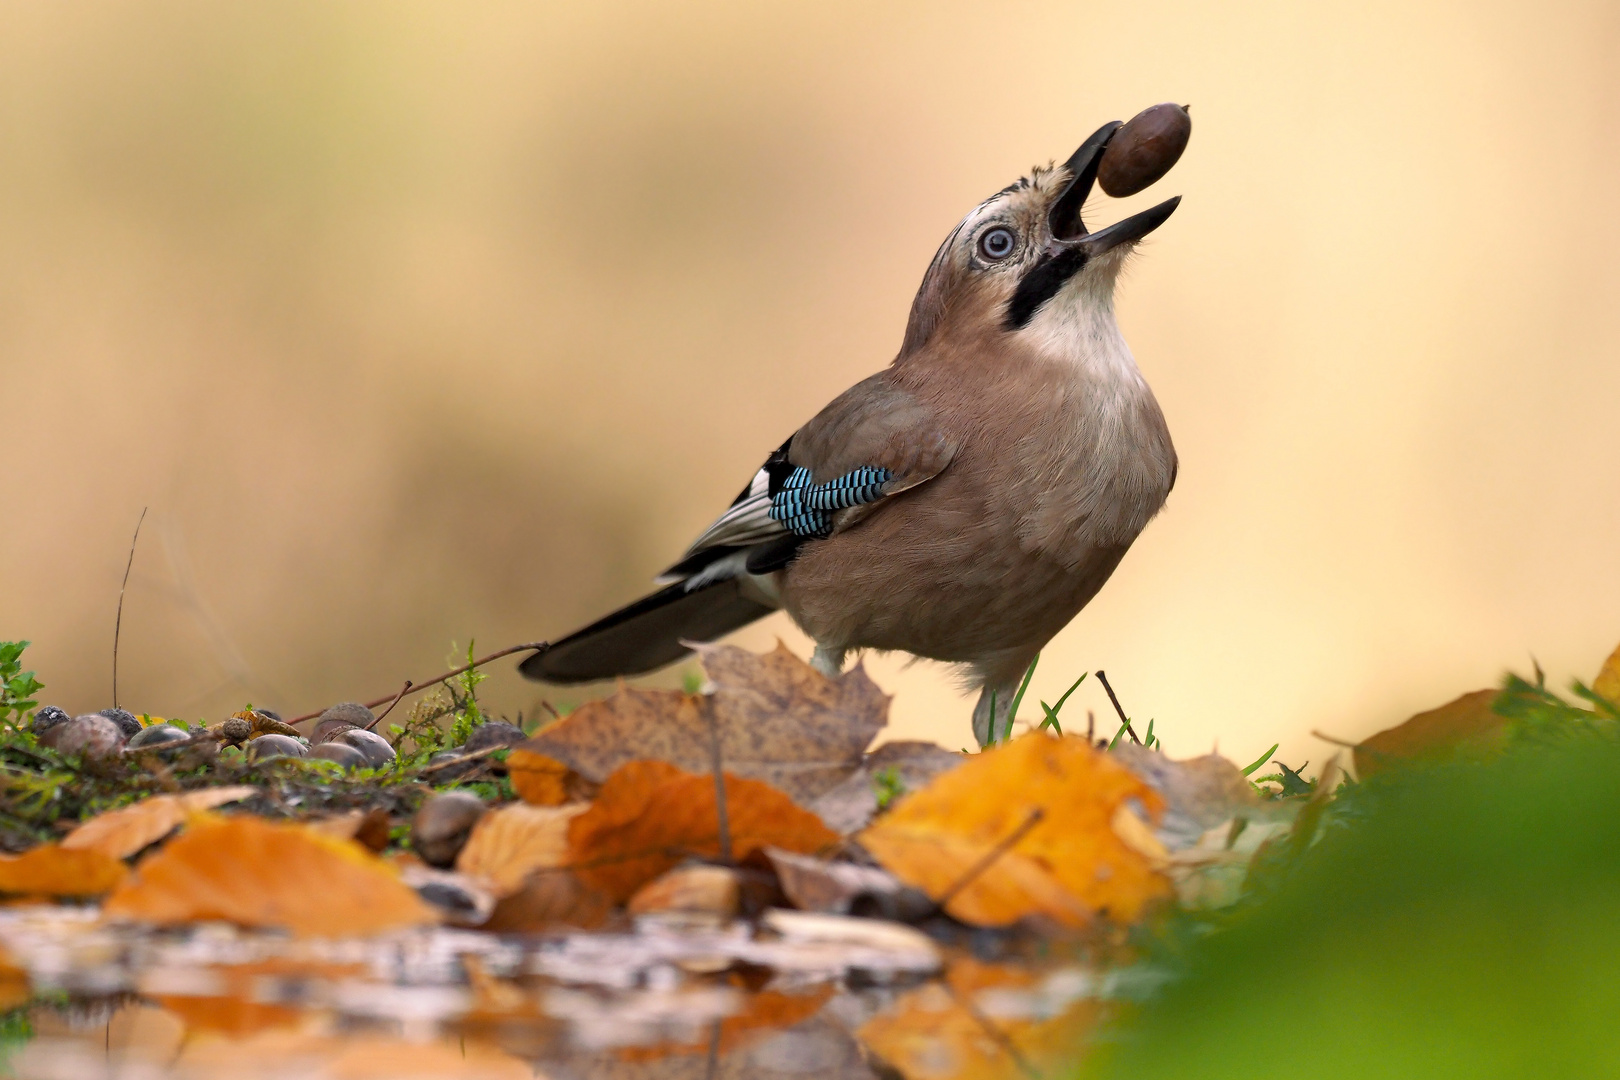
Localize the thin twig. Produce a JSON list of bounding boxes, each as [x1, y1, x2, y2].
[[286, 641, 549, 724], [1094, 670, 1141, 745], [123, 729, 224, 756], [415, 743, 505, 776], [113, 507, 148, 708], [367, 681, 414, 731], [706, 708, 733, 865], [933, 807, 1045, 913], [703, 1020, 722, 1080], [1311, 730, 1361, 749]]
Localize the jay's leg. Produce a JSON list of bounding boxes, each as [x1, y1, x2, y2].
[[970, 648, 1042, 748], [810, 644, 847, 679]]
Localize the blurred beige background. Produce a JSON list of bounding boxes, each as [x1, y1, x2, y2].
[[3, 1, 1617, 770]]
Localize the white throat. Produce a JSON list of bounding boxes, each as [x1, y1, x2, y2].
[[1015, 253, 1145, 390]]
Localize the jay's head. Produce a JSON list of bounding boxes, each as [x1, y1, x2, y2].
[[900, 122, 1180, 359]]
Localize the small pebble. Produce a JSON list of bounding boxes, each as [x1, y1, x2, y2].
[[412, 791, 486, 868], [308, 742, 368, 770], [52, 714, 126, 759], [336, 728, 396, 768], [463, 722, 526, 754], [126, 724, 190, 750], [1096, 102, 1192, 198], [98, 708, 143, 739], [30, 706, 70, 739], [219, 717, 253, 744], [246, 733, 308, 762], [425, 749, 476, 780]]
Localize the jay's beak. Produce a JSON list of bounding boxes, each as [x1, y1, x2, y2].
[[1046, 121, 1180, 255]]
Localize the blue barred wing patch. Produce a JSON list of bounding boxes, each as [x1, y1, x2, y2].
[[769, 466, 895, 539]]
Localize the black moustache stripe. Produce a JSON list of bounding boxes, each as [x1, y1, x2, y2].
[[1003, 247, 1088, 331]]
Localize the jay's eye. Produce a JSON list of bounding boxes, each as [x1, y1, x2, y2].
[[977, 226, 1016, 261]]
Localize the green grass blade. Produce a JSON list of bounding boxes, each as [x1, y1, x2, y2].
[[1242, 743, 1280, 776]]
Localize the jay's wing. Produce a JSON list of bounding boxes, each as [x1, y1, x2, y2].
[[662, 371, 957, 581], [521, 372, 953, 685]]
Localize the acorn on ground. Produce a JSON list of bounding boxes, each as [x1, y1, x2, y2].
[[335, 728, 396, 768], [98, 708, 143, 739], [49, 714, 126, 760], [126, 724, 190, 751], [247, 734, 308, 762], [412, 791, 486, 868], [308, 741, 368, 770], [30, 706, 70, 740], [463, 722, 526, 754]]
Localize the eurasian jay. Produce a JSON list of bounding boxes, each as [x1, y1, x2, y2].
[[522, 118, 1181, 747]]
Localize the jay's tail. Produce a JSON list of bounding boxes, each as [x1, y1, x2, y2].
[[519, 577, 776, 685]]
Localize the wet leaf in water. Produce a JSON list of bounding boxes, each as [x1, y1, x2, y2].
[[617, 985, 833, 1062], [568, 759, 838, 902], [62, 787, 257, 860], [0, 844, 128, 897], [859, 734, 1171, 928], [1354, 689, 1504, 777], [523, 642, 889, 805], [859, 973, 1098, 1080], [506, 748, 574, 806], [455, 802, 586, 897], [104, 815, 435, 936], [153, 958, 368, 1037], [0, 945, 27, 1012]]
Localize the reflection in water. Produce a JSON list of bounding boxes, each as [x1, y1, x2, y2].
[[0, 907, 1108, 1079]]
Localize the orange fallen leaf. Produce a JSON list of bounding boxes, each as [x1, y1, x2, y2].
[[104, 815, 435, 936], [63, 787, 257, 860], [0, 844, 128, 897], [455, 803, 585, 897], [522, 642, 889, 805], [1594, 640, 1620, 704], [568, 760, 838, 902], [1354, 689, 1505, 777], [480, 868, 614, 932], [233, 709, 303, 739], [859, 734, 1171, 928], [506, 749, 573, 806]]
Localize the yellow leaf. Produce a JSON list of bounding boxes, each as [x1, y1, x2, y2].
[[0, 844, 128, 897], [62, 787, 257, 860], [859, 734, 1171, 928], [567, 759, 838, 902], [104, 815, 435, 936], [455, 803, 585, 897], [1594, 640, 1620, 703]]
